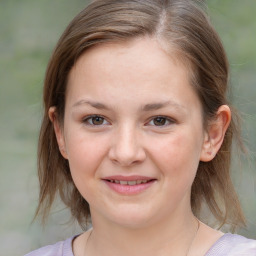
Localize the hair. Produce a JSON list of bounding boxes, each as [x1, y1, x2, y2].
[[36, 0, 246, 230]]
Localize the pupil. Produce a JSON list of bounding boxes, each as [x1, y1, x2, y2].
[[154, 117, 166, 126], [92, 116, 103, 125]]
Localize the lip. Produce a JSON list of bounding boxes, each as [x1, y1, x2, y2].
[[102, 175, 156, 195], [103, 175, 155, 181]]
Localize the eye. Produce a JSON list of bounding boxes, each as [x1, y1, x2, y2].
[[83, 115, 109, 126], [147, 116, 175, 127]]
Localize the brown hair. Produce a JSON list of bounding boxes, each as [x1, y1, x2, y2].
[[36, 0, 246, 230]]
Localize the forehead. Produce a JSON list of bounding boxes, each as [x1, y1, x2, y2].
[[66, 37, 201, 113], [68, 37, 191, 88]]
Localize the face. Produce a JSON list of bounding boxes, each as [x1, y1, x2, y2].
[[52, 37, 211, 228]]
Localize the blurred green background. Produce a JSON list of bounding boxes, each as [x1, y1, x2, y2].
[[0, 1, 255, 255]]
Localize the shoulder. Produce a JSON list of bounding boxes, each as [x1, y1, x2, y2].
[[206, 233, 256, 256], [24, 236, 75, 256]]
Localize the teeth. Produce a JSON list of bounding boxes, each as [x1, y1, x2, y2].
[[127, 181, 137, 185], [137, 180, 148, 184], [109, 179, 150, 185]]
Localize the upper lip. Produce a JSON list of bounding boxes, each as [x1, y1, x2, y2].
[[102, 175, 155, 181]]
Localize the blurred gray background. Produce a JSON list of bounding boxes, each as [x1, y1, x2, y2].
[[0, 1, 255, 255]]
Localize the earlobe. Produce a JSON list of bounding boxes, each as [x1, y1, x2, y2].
[[48, 107, 68, 159], [200, 105, 231, 162]]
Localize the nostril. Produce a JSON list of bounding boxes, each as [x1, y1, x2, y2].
[[107, 130, 146, 166]]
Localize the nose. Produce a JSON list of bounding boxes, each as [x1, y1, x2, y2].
[[108, 125, 146, 167]]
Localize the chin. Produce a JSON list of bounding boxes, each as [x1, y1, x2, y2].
[[104, 205, 162, 229]]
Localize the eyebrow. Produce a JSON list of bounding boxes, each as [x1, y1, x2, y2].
[[72, 100, 110, 110], [72, 99, 185, 112], [142, 101, 185, 111]]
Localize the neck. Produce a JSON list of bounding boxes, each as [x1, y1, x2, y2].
[[86, 211, 199, 256]]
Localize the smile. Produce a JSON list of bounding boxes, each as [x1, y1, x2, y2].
[[108, 180, 149, 185], [103, 176, 156, 195]]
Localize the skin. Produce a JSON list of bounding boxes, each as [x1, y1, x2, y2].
[[49, 37, 231, 256]]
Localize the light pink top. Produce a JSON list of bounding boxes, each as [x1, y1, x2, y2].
[[25, 233, 256, 256]]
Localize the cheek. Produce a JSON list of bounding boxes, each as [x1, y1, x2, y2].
[[64, 131, 109, 178], [64, 132, 110, 202], [149, 131, 202, 180]]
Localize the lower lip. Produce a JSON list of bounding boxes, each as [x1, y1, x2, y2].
[[103, 180, 156, 195]]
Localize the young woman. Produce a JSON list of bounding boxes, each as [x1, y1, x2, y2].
[[25, 0, 256, 255]]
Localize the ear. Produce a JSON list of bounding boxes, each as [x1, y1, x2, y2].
[[200, 105, 231, 162], [48, 107, 68, 159]]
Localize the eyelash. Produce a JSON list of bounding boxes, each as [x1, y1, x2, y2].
[[82, 115, 110, 126], [146, 116, 176, 127], [82, 115, 175, 127]]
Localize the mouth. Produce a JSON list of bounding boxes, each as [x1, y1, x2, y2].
[[106, 179, 154, 185], [102, 175, 156, 195]]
